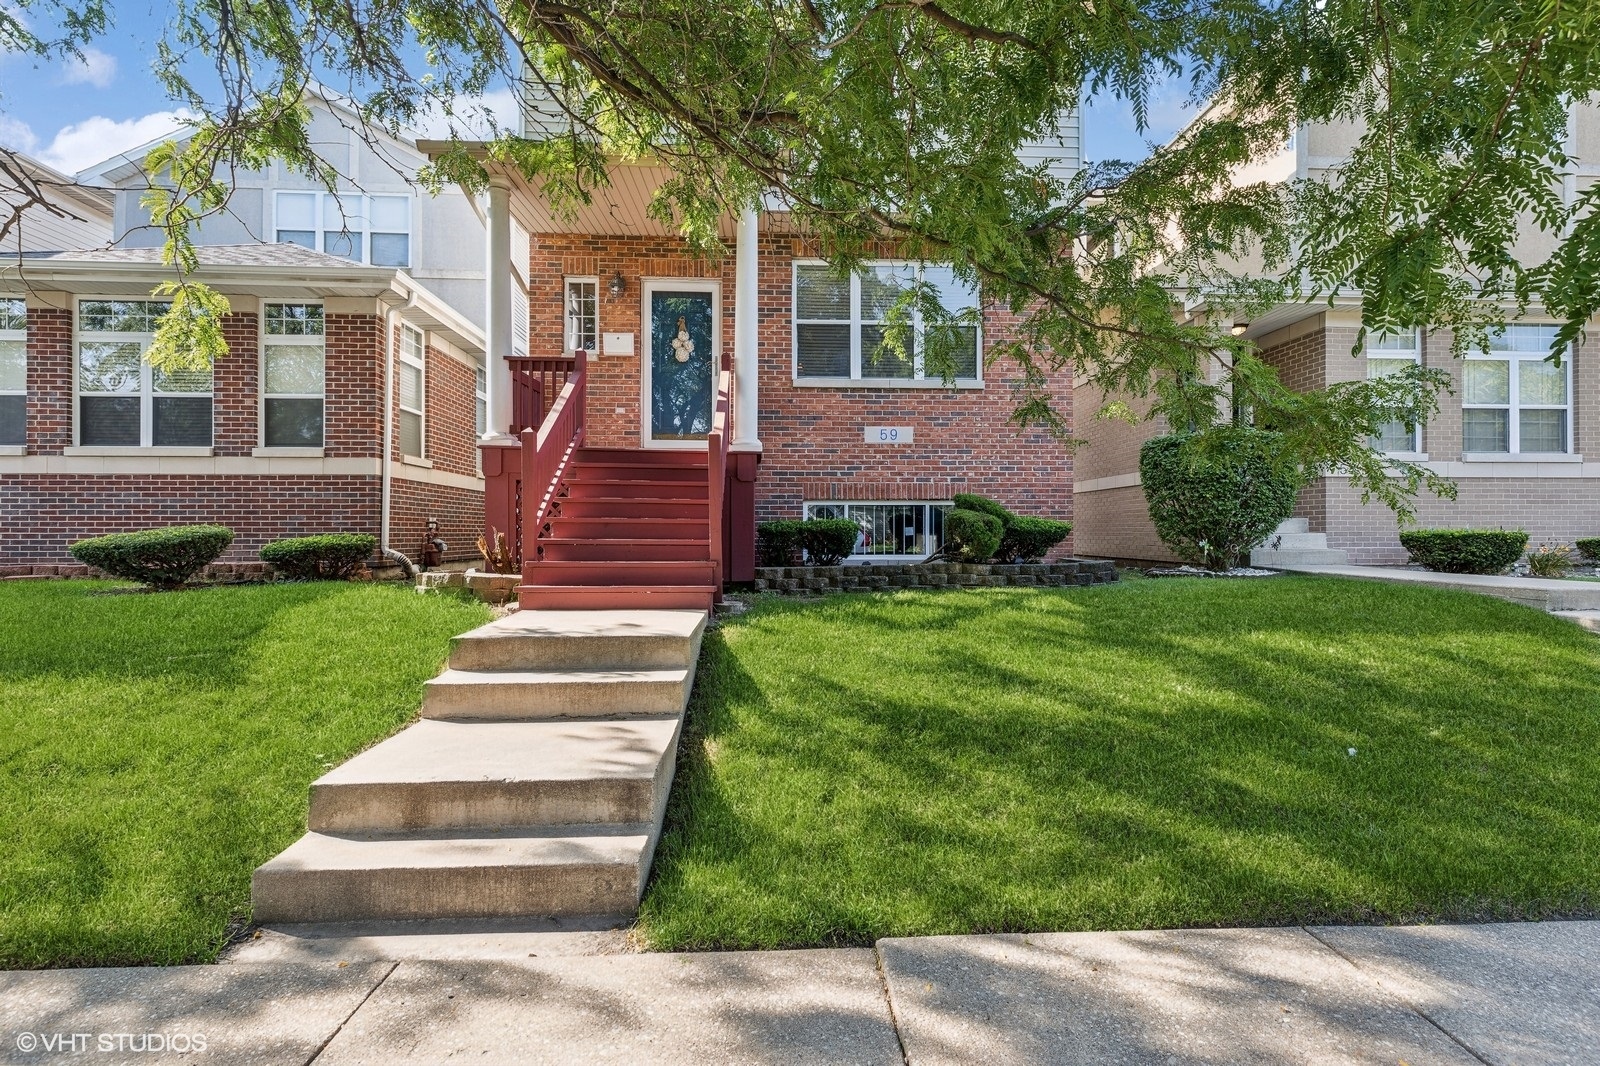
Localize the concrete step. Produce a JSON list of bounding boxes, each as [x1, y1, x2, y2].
[[523, 560, 718, 588], [423, 667, 694, 720], [1275, 517, 1310, 535], [519, 585, 717, 612], [1250, 546, 1351, 567], [307, 717, 682, 832], [1553, 610, 1600, 632], [1260, 532, 1332, 550], [449, 609, 706, 672], [251, 826, 654, 922]]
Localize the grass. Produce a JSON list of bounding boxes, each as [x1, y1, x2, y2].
[[0, 580, 488, 968], [638, 576, 1600, 950]]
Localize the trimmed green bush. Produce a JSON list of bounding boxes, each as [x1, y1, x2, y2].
[[1398, 529, 1529, 574], [757, 520, 807, 567], [1002, 516, 1073, 562], [1139, 429, 1301, 570], [260, 533, 377, 580], [69, 525, 234, 589], [1576, 538, 1600, 563], [952, 493, 1015, 527], [945, 509, 1003, 562], [801, 518, 861, 566]]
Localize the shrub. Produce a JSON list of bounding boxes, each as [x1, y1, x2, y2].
[[1576, 538, 1600, 563], [1001, 516, 1073, 562], [945, 509, 1003, 562], [1527, 543, 1574, 579], [1138, 429, 1301, 570], [260, 533, 377, 580], [801, 518, 861, 566], [757, 520, 807, 567], [952, 493, 1015, 527], [69, 525, 234, 589], [1397, 529, 1529, 575]]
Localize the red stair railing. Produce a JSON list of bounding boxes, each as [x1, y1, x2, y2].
[[707, 370, 732, 595], [521, 359, 587, 566], [506, 354, 579, 435]]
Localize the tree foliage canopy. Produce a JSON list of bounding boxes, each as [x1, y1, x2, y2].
[[5, 0, 1599, 514]]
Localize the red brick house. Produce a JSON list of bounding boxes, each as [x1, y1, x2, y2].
[[0, 243, 488, 574], [449, 154, 1079, 607]]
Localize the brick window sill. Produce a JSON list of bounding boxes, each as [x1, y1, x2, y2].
[[62, 446, 215, 457], [253, 447, 325, 458], [1461, 452, 1583, 463], [791, 376, 984, 390]]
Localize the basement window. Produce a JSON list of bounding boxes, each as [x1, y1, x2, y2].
[[802, 501, 951, 561]]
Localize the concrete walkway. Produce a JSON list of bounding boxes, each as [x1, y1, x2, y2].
[[4, 921, 1596, 1065], [1283, 562, 1600, 615]]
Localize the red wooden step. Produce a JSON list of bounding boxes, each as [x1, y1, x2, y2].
[[518, 585, 716, 612], [567, 462, 707, 483], [563, 479, 710, 500], [574, 447, 707, 467], [544, 517, 710, 541], [539, 538, 712, 562], [554, 498, 707, 520], [523, 560, 717, 587]]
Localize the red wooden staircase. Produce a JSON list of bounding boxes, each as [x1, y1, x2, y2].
[[489, 356, 731, 614]]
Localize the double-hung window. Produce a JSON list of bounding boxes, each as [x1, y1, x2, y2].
[[0, 299, 24, 445], [564, 278, 598, 356], [263, 303, 325, 448], [475, 363, 488, 438], [1463, 325, 1572, 454], [78, 300, 212, 448], [275, 191, 411, 267], [803, 501, 952, 561], [1366, 329, 1422, 453], [398, 325, 426, 458], [794, 262, 980, 382]]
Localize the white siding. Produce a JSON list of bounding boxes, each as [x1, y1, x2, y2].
[[1017, 108, 1082, 197]]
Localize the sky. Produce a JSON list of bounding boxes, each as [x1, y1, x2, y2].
[[0, 4, 1195, 177]]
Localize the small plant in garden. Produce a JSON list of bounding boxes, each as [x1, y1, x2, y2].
[[945, 509, 1003, 562], [476, 528, 518, 574], [1576, 538, 1600, 564], [756, 520, 807, 567], [951, 493, 1071, 561], [1527, 543, 1575, 578], [1138, 428, 1301, 570], [260, 533, 376, 580], [69, 525, 234, 589], [1397, 529, 1529, 575], [801, 519, 861, 566]]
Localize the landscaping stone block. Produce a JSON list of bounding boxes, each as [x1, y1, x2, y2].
[[745, 560, 1118, 596]]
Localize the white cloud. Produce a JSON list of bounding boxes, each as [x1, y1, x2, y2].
[[36, 109, 194, 175], [0, 115, 39, 155], [61, 47, 117, 89]]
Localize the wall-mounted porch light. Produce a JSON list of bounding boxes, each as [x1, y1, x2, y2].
[[607, 270, 626, 297], [1230, 320, 1250, 336]]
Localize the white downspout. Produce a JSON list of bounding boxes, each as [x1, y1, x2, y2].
[[380, 283, 421, 555], [733, 205, 761, 448]]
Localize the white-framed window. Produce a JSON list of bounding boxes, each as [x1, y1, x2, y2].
[[793, 262, 980, 382], [275, 191, 411, 267], [475, 363, 488, 438], [398, 324, 426, 458], [0, 298, 24, 446], [1463, 324, 1572, 454], [803, 501, 951, 561], [565, 277, 598, 356], [262, 303, 325, 448], [1365, 329, 1422, 453], [77, 299, 212, 447]]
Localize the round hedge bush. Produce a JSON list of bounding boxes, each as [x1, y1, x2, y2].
[[1398, 529, 1528, 574], [801, 518, 861, 566], [1139, 428, 1301, 570], [1576, 537, 1600, 563], [952, 493, 1015, 527], [1002, 516, 1073, 562], [260, 533, 377, 580], [945, 509, 1003, 562], [69, 525, 234, 589]]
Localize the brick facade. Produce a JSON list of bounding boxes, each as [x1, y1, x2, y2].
[[4, 291, 484, 570], [525, 231, 1078, 556]]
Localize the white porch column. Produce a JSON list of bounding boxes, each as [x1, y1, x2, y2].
[[733, 205, 761, 448], [483, 175, 515, 440]]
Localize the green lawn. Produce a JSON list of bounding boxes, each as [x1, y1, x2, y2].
[[0, 580, 487, 969], [639, 576, 1600, 949]]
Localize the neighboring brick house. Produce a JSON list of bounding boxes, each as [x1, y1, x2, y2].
[[1073, 105, 1600, 565], [0, 242, 488, 574]]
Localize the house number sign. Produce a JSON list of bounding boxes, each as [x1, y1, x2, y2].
[[864, 426, 914, 444]]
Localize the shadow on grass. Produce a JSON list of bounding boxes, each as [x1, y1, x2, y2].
[[641, 578, 1600, 949]]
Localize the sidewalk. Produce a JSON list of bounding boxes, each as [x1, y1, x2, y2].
[[1282, 562, 1600, 613], [4, 920, 1596, 1064]]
